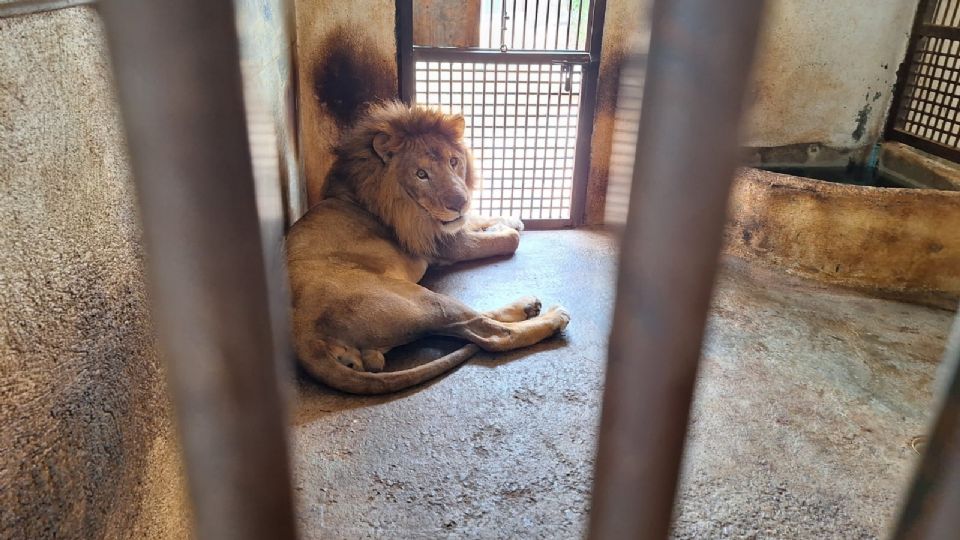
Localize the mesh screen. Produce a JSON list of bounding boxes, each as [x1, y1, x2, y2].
[[415, 61, 583, 220], [890, 0, 960, 157], [894, 36, 960, 148]]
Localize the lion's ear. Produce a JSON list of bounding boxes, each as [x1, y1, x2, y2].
[[372, 132, 395, 163], [448, 114, 465, 138]]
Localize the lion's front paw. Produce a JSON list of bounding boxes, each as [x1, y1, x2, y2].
[[544, 305, 571, 332], [521, 296, 542, 319]]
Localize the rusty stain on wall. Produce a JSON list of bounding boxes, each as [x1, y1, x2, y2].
[[295, 0, 398, 208], [725, 168, 960, 308]]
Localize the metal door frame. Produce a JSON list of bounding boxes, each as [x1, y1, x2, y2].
[[396, 0, 607, 228]]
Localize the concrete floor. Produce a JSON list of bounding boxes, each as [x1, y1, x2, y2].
[[291, 230, 954, 539]]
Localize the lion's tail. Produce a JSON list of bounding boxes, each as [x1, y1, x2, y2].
[[300, 342, 480, 395]]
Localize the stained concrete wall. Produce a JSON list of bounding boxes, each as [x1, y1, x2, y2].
[[743, 0, 920, 165], [236, 0, 304, 225], [601, 1, 925, 224], [0, 6, 187, 539], [295, 0, 399, 208], [584, 0, 648, 224]]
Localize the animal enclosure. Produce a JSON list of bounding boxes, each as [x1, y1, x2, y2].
[[3, 0, 960, 539]]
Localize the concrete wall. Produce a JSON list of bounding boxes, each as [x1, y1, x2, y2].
[[0, 6, 187, 539], [602, 1, 924, 225], [743, 0, 920, 165], [295, 0, 399, 208], [584, 0, 648, 224], [236, 0, 304, 225]]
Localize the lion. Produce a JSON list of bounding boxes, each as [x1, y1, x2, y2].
[[286, 101, 571, 394]]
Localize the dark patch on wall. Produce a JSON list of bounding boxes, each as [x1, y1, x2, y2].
[[743, 143, 873, 167], [312, 25, 396, 127], [852, 103, 872, 142]]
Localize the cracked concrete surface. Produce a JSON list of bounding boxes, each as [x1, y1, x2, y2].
[[291, 229, 952, 539]]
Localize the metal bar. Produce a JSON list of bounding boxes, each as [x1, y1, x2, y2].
[[587, 1, 765, 538], [511, 0, 519, 50], [886, 0, 934, 138], [568, 0, 606, 225], [533, 0, 542, 49], [499, 0, 508, 50], [520, 0, 530, 48], [413, 46, 591, 63], [919, 22, 960, 39], [892, 314, 960, 539], [398, 0, 415, 103], [523, 218, 572, 229], [575, 0, 586, 50], [0, 0, 94, 17], [97, 1, 297, 539], [889, 128, 960, 162], [488, 0, 496, 48]]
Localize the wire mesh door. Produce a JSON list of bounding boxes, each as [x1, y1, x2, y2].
[[887, 0, 960, 163], [399, 0, 606, 227]]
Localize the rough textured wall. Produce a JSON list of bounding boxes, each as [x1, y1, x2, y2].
[[584, 0, 648, 224], [295, 0, 398, 208], [743, 0, 920, 164], [0, 7, 187, 539], [414, 0, 481, 47]]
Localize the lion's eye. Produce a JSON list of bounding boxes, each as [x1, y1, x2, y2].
[[416, 169, 428, 179], [450, 157, 459, 168]]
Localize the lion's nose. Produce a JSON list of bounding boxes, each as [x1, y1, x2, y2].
[[443, 191, 468, 214]]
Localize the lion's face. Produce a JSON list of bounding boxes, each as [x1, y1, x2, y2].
[[391, 138, 472, 232], [328, 103, 480, 255]]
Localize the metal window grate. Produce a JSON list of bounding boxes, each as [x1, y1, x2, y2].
[[887, 0, 960, 162], [416, 61, 582, 219], [476, 0, 591, 51]]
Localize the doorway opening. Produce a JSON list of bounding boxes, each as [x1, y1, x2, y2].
[[398, 0, 606, 227]]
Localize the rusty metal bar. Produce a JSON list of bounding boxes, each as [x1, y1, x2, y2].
[[892, 313, 960, 539], [588, 1, 765, 539], [98, 1, 297, 539]]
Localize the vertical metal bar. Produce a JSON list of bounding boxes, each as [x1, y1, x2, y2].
[[575, 0, 586, 50], [97, 1, 297, 539], [488, 0, 496, 48], [568, 0, 606, 225], [398, 0, 415, 103], [533, 0, 541, 49], [587, 1, 765, 538], [499, 0, 509, 51], [521, 0, 530, 49], [892, 314, 960, 540], [511, 0, 519, 50], [553, 0, 563, 50], [565, 0, 576, 49]]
